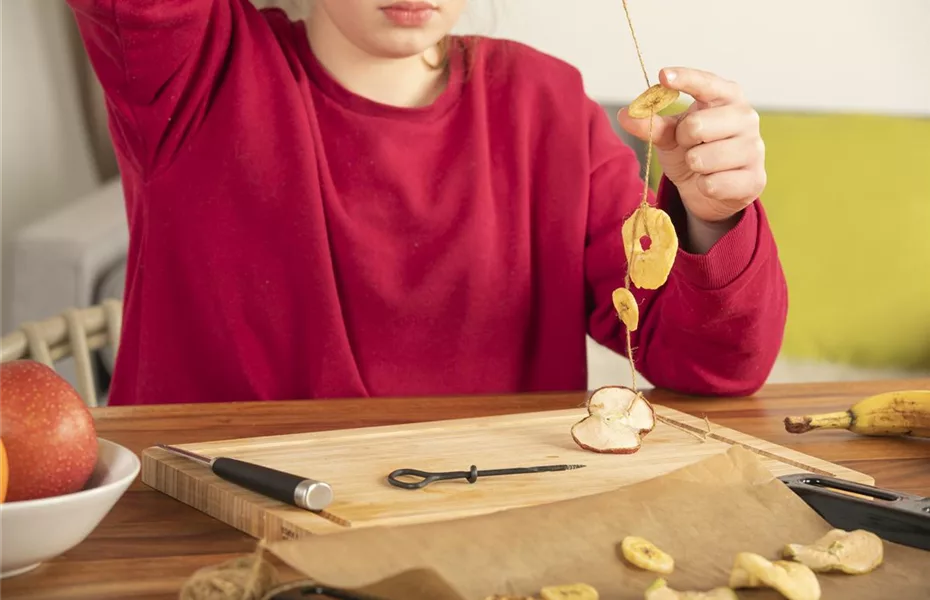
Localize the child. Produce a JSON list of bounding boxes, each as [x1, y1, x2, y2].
[[66, 0, 786, 406]]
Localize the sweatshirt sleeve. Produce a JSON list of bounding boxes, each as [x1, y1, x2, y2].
[[66, 0, 232, 175], [583, 99, 788, 397]]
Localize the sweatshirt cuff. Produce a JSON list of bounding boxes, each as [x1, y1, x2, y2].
[[656, 176, 760, 290]]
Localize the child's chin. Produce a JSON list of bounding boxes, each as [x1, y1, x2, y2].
[[369, 30, 448, 59]]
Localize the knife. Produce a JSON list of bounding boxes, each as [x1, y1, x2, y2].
[[156, 444, 334, 511]]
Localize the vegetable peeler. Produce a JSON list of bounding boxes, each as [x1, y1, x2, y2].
[[268, 584, 389, 600], [779, 473, 930, 551]]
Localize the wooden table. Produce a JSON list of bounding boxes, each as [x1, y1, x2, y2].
[[3, 379, 929, 599]]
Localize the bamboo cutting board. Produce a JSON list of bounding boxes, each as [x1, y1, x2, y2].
[[140, 405, 873, 542]]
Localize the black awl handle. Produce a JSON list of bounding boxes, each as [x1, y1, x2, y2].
[[212, 457, 333, 511]]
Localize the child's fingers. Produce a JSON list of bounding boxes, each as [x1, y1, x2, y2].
[[616, 108, 679, 151], [660, 67, 744, 107], [684, 135, 764, 175], [675, 104, 760, 149], [697, 167, 767, 204]]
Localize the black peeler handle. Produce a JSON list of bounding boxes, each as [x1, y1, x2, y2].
[[269, 583, 390, 599], [778, 473, 930, 551]]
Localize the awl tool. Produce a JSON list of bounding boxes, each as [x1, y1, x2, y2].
[[387, 463, 586, 490]]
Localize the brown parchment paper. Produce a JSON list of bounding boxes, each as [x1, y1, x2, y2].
[[266, 446, 929, 599]]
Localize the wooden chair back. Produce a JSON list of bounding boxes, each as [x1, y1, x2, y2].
[[0, 300, 123, 407]]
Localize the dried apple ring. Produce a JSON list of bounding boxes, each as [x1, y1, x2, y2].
[[622, 205, 678, 290], [645, 578, 738, 600], [782, 528, 884, 574], [539, 583, 599, 600], [571, 386, 655, 454], [612, 287, 639, 332], [628, 84, 680, 119], [729, 553, 821, 600]]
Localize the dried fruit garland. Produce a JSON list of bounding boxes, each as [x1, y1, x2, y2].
[[573, 1, 700, 455], [616, 0, 681, 392]]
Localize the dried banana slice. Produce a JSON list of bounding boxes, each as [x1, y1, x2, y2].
[[622, 205, 679, 290], [628, 84, 680, 119], [782, 528, 883, 574], [729, 552, 821, 600], [612, 287, 640, 331], [644, 578, 738, 600], [620, 536, 675, 574], [539, 583, 599, 599]]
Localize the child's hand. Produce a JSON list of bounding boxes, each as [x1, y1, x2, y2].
[[618, 67, 766, 226]]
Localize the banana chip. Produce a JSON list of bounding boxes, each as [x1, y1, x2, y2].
[[620, 535, 675, 574], [628, 84, 680, 119], [539, 583, 599, 599], [612, 287, 640, 331], [622, 205, 679, 290]]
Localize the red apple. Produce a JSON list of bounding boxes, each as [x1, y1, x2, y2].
[[0, 360, 98, 502]]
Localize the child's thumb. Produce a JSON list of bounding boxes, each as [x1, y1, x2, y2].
[[616, 108, 678, 151]]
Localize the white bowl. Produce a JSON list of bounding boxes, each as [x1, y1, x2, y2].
[[0, 438, 140, 578]]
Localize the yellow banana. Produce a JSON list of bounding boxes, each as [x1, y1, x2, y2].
[[784, 389, 930, 438]]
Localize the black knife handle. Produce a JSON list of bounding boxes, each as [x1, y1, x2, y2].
[[212, 457, 334, 511]]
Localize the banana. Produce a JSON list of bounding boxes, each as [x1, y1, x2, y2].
[[784, 389, 930, 438]]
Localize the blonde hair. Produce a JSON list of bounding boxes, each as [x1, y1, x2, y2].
[[424, 36, 452, 70]]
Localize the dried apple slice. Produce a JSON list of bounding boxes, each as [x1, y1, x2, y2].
[[620, 536, 674, 574], [729, 552, 821, 600], [782, 528, 883, 574], [571, 415, 642, 454], [622, 205, 679, 290], [539, 583, 599, 599], [571, 386, 656, 454], [612, 287, 640, 332], [629, 84, 680, 119], [586, 386, 656, 431], [644, 578, 738, 600]]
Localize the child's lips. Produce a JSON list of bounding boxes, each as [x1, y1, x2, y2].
[[380, 2, 438, 27], [381, 1, 438, 9]]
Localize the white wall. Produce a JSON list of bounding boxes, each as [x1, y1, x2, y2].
[[1, 0, 101, 333], [456, 0, 930, 116], [1, 0, 927, 336]]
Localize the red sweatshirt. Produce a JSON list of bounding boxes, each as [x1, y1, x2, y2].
[[67, 0, 787, 406]]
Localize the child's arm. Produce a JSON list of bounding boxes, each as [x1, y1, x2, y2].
[[583, 101, 788, 397], [65, 0, 230, 175]]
